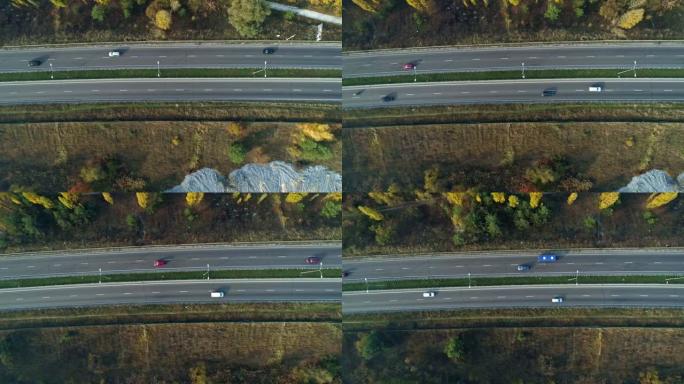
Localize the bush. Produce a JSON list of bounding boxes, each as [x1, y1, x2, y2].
[[355, 331, 383, 360], [320, 200, 341, 219], [444, 337, 464, 361], [544, 2, 561, 21], [228, 0, 271, 38], [91, 5, 106, 22], [299, 138, 333, 163], [228, 143, 246, 164]]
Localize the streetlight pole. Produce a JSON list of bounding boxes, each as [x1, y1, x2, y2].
[[319, 261, 323, 279], [365, 277, 368, 293], [413, 66, 417, 82], [207, 264, 210, 280], [521, 62, 525, 79], [157, 60, 160, 78], [633, 60, 637, 78], [264, 61, 267, 78], [49, 62, 53, 79], [468, 272, 471, 288], [99, 268, 102, 284], [576, 270, 579, 285]]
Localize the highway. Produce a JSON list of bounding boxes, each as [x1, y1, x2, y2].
[[0, 43, 341, 72], [343, 78, 684, 108], [0, 279, 340, 310], [0, 243, 341, 279], [344, 43, 684, 78], [343, 249, 684, 282], [343, 284, 684, 313], [0, 78, 341, 104]]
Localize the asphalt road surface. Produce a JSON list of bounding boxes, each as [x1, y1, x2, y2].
[[0, 43, 341, 72], [0, 78, 341, 104], [0, 279, 341, 310], [0, 243, 341, 279], [344, 43, 684, 77], [343, 248, 684, 282], [344, 78, 684, 108], [343, 284, 684, 313]]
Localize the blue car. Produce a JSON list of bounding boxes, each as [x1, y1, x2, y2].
[[538, 254, 558, 263]]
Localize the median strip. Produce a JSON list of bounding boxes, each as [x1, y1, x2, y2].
[[0, 269, 342, 289], [0, 68, 341, 82], [343, 68, 684, 86], [343, 275, 684, 291]]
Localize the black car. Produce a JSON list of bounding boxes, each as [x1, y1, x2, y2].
[[541, 88, 557, 97], [262, 48, 275, 54], [382, 94, 396, 102], [342, 271, 350, 277], [28, 60, 42, 67]]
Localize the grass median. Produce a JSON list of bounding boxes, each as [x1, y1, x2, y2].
[[343, 68, 684, 86], [343, 275, 684, 291], [0, 68, 341, 82], [0, 268, 342, 289]]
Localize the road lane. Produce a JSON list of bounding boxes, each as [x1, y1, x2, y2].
[[0, 243, 341, 280], [343, 78, 684, 108], [0, 279, 341, 310], [344, 43, 684, 77], [0, 43, 341, 72], [0, 78, 341, 104], [343, 284, 684, 313], [343, 248, 684, 282]]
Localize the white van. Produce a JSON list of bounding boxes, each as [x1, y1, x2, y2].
[[588, 86, 602, 92], [551, 296, 564, 303], [422, 291, 435, 298], [108, 51, 120, 57], [210, 291, 224, 298]]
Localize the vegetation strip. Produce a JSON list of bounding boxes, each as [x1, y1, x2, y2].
[[0, 269, 342, 289], [343, 275, 684, 291], [0, 68, 341, 82], [343, 68, 684, 86]]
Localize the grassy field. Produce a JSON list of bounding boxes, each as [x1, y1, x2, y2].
[[343, 68, 684, 86], [343, 121, 684, 192], [2, 68, 341, 82], [0, 120, 342, 191], [0, 302, 340, 330], [0, 102, 341, 124], [0, 321, 341, 383], [343, 103, 684, 128], [342, 325, 684, 383], [343, 275, 684, 291], [0, 269, 342, 289]]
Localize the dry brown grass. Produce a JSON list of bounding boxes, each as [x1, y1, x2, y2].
[[343, 122, 684, 192]]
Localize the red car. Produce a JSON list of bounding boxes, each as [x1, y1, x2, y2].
[[305, 256, 321, 265], [153, 259, 167, 267], [403, 63, 416, 70]]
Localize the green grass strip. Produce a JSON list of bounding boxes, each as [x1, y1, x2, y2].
[[0, 68, 341, 82], [343, 68, 684, 86], [0, 269, 342, 289], [343, 275, 684, 291]]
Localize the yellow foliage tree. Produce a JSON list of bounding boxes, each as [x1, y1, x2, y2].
[[358, 206, 384, 221], [645, 192, 678, 209], [567, 192, 578, 205], [186, 192, 205, 207], [298, 123, 334, 142], [529, 192, 543, 209], [257, 194, 269, 204], [136, 192, 151, 209], [285, 193, 307, 204], [155, 9, 172, 30], [443, 192, 466, 206], [368, 185, 401, 206], [102, 192, 114, 205], [406, 0, 438, 13], [617, 8, 644, 29], [491, 192, 506, 204], [475, 194, 482, 203], [508, 0, 520, 5], [424, 167, 439, 193], [599, 192, 620, 210], [325, 192, 342, 202], [22, 192, 54, 209], [352, 0, 384, 12], [226, 122, 243, 137], [57, 192, 79, 209], [508, 195, 519, 208]]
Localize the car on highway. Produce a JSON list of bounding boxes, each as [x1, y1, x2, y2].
[[382, 94, 396, 102], [108, 51, 120, 57], [28, 60, 42, 67], [305, 256, 321, 265], [153, 259, 167, 268], [516, 264, 531, 271], [342, 271, 350, 277], [538, 253, 558, 263], [551, 296, 564, 303], [403, 63, 416, 70], [541, 88, 557, 97], [589, 84, 602, 92], [422, 291, 436, 298], [262, 48, 276, 54], [210, 291, 225, 298]]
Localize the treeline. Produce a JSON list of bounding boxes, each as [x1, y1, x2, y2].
[[343, 191, 683, 255], [0, 192, 341, 251]]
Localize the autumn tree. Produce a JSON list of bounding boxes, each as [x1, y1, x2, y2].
[[567, 192, 578, 205], [102, 192, 114, 205], [529, 192, 543, 208], [617, 8, 644, 29], [186, 192, 205, 207], [645, 192, 677, 209], [228, 0, 271, 38], [599, 192, 619, 210], [352, 0, 384, 13], [406, 0, 438, 14], [155, 10, 173, 30], [358, 206, 384, 221]]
